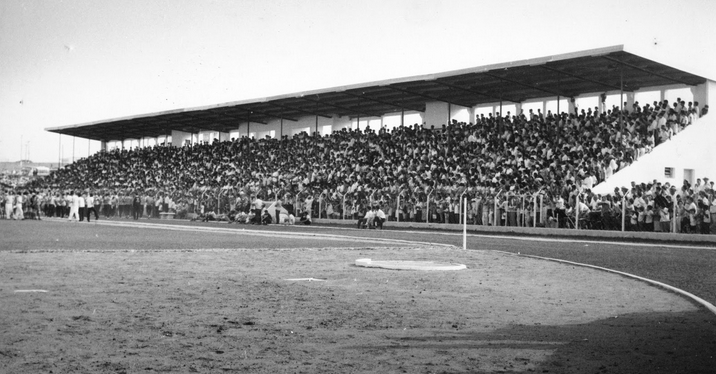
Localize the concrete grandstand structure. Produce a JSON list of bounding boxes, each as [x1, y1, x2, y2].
[[46, 45, 716, 190]]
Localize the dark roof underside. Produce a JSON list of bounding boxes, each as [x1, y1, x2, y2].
[[47, 46, 708, 141]]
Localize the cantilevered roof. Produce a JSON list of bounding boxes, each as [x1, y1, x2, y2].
[[46, 45, 709, 141]]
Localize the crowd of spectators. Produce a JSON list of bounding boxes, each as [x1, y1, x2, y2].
[[13, 98, 712, 234]]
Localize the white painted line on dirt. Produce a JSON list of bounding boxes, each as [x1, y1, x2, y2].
[[285, 278, 327, 281], [14, 290, 48, 293], [306, 224, 716, 251], [83, 219, 454, 248], [494, 250, 716, 316]]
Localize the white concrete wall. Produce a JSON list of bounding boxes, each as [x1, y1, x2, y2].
[[424, 101, 448, 129], [593, 116, 716, 194], [172, 130, 192, 147]]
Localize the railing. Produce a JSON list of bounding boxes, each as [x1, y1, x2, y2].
[[104, 184, 711, 237]]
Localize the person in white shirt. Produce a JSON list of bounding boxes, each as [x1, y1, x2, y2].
[[364, 208, 376, 229], [4, 191, 13, 219], [252, 194, 263, 225], [375, 206, 386, 229], [86, 193, 97, 222], [14, 192, 24, 220], [68, 191, 80, 222]]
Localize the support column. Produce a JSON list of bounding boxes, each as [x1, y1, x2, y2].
[[101, 141, 107, 152], [247, 112, 251, 138], [691, 80, 716, 116], [515, 103, 522, 118], [625, 92, 636, 113], [447, 103, 451, 125], [468, 107, 476, 124], [567, 97, 576, 115]]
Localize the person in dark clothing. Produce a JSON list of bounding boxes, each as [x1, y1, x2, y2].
[[132, 193, 142, 220]]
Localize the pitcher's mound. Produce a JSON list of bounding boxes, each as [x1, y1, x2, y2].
[[355, 258, 467, 271]]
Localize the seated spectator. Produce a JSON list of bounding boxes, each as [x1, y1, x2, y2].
[[261, 209, 273, 225], [374, 206, 386, 229], [299, 211, 312, 225], [279, 211, 295, 225]]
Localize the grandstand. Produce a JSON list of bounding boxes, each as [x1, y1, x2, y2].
[[31, 45, 716, 236]]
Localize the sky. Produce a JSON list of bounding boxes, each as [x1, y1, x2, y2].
[[1, 0, 716, 163]]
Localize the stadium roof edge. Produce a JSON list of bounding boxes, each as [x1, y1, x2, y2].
[[46, 45, 713, 141]]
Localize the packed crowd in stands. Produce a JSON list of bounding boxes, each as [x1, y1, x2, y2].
[[3, 98, 713, 234]]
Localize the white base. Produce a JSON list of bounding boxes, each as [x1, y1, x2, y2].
[[355, 258, 467, 271]]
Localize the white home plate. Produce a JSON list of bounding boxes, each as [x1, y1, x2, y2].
[[355, 258, 467, 271]]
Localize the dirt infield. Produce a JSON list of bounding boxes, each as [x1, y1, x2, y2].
[[2, 219, 715, 374]]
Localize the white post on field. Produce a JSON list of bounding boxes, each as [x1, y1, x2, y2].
[[459, 190, 467, 225], [463, 196, 467, 250], [533, 193, 538, 228]]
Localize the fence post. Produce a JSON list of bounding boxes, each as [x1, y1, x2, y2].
[[575, 193, 580, 230], [463, 196, 467, 250], [621, 195, 626, 232], [533, 193, 538, 228], [672, 198, 678, 233], [396, 193, 401, 223], [426, 189, 433, 224]]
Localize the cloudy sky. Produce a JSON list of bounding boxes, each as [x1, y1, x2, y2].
[[2, 0, 715, 163]]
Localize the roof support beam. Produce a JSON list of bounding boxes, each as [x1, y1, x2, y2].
[[484, 72, 567, 98], [268, 102, 333, 119], [298, 95, 384, 118], [433, 80, 521, 104], [540, 65, 626, 92], [385, 85, 475, 108], [602, 55, 695, 86], [242, 107, 298, 122], [340, 91, 425, 113]]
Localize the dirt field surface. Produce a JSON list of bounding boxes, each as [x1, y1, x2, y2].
[[1, 219, 716, 373]]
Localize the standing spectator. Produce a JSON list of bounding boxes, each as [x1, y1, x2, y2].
[[4, 191, 13, 219], [14, 191, 24, 220], [659, 206, 671, 232], [146, 193, 154, 219], [132, 193, 142, 220], [644, 205, 654, 232], [686, 197, 698, 233], [86, 193, 98, 222], [68, 191, 80, 222], [78, 192, 86, 221], [252, 194, 263, 225]]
